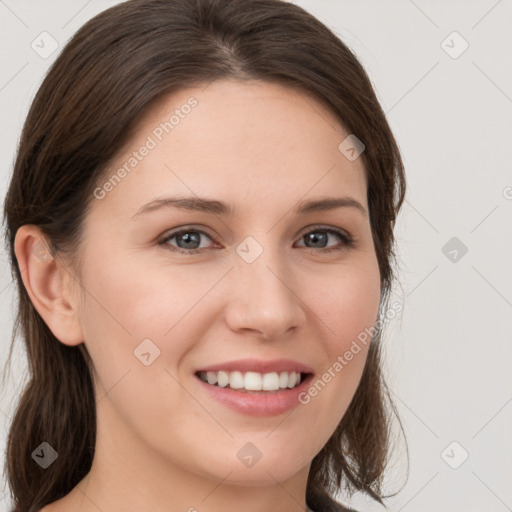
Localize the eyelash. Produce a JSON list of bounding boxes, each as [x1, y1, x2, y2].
[[158, 225, 354, 255]]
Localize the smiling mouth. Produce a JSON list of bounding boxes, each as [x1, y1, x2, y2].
[[195, 370, 311, 393]]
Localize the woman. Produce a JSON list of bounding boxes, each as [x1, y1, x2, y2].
[[2, 0, 406, 510]]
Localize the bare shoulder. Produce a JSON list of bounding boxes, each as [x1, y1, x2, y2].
[[37, 493, 80, 512], [36, 479, 91, 512]]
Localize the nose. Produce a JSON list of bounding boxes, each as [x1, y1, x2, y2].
[[223, 246, 306, 341]]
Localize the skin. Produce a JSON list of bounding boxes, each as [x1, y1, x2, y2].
[[15, 79, 381, 512]]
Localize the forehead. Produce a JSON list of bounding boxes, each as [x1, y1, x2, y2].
[[93, 79, 368, 219]]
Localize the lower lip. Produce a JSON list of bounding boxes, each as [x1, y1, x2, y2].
[[195, 374, 314, 417]]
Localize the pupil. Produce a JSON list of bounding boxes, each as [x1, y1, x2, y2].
[[179, 232, 200, 249], [307, 232, 326, 248]]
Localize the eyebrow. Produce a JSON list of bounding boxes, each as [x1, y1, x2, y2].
[[131, 195, 368, 219]]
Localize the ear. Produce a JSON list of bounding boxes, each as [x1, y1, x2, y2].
[[14, 225, 83, 346]]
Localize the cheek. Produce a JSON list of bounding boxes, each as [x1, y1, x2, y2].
[[77, 264, 199, 440], [319, 259, 381, 351], [80, 249, 208, 341], [77, 249, 222, 412], [302, 259, 380, 424]]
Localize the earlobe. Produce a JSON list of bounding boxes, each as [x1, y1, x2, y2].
[[14, 225, 84, 347]]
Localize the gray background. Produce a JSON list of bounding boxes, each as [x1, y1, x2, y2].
[[1, 0, 511, 510]]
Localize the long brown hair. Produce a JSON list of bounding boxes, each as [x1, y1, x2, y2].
[[2, 0, 407, 510]]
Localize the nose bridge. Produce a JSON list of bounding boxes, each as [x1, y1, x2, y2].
[[226, 234, 304, 338]]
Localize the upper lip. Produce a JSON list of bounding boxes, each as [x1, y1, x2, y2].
[[196, 358, 314, 375]]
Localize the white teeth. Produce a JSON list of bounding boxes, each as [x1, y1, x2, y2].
[[197, 370, 304, 391], [206, 371, 218, 385], [244, 371, 262, 391], [217, 370, 229, 388], [229, 371, 244, 389], [262, 372, 280, 391]]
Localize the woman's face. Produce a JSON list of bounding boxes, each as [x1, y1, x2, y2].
[[71, 79, 381, 488]]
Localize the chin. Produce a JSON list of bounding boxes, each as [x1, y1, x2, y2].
[[221, 468, 299, 487]]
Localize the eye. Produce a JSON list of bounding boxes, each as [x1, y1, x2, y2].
[[295, 226, 354, 253], [159, 227, 217, 254], [158, 225, 354, 254]]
